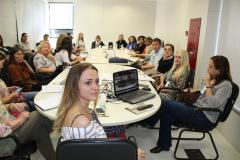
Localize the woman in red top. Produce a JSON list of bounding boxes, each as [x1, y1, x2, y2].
[[8, 47, 41, 92]]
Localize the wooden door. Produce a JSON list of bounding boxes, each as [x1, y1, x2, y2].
[[187, 18, 201, 70]]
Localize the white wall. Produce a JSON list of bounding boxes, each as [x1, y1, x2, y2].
[[154, 0, 210, 85], [217, 0, 240, 112], [216, 0, 240, 152], [73, 0, 156, 48], [155, 0, 240, 153], [0, 0, 46, 49], [0, 0, 17, 46], [1, 0, 156, 49], [154, 0, 189, 50]]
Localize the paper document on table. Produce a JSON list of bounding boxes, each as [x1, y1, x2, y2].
[[41, 85, 64, 93], [35, 94, 62, 111]]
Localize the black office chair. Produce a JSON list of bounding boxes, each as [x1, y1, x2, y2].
[[56, 138, 138, 160], [108, 42, 113, 50], [0, 133, 37, 160], [173, 82, 239, 160]]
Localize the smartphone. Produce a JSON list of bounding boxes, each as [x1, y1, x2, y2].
[[95, 108, 105, 114], [15, 87, 23, 93]]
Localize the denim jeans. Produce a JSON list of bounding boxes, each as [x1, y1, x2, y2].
[[23, 91, 38, 101], [147, 100, 213, 148], [23, 91, 38, 111]]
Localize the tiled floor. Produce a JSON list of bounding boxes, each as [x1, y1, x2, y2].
[[32, 125, 240, 160]]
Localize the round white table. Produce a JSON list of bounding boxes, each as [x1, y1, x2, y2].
[[34, 64, 161, 126]]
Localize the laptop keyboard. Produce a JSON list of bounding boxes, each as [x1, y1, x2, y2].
[[119, 90, 155, 104]]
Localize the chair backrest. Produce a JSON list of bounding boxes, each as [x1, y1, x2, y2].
[[56, 138, 138, 160], [220, 82, 239, 122], [24, 53, 36, 72], [185, 69, 195, 88]]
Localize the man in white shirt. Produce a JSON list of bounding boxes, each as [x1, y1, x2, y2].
[[140, 38, 163, 75]]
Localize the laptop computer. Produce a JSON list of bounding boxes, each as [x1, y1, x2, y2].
[[113, 69, 156, 104]]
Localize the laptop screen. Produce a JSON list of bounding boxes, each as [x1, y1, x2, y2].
[[113, 69, 139, 96]]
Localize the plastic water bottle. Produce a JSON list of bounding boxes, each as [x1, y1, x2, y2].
[[99, 94, 107, 111]]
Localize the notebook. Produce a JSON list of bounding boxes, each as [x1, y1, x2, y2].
[[113, 69, 156, 104]]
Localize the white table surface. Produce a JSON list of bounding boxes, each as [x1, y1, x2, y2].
[[83, 48, 139, 64], [34, 64, 161, 126]]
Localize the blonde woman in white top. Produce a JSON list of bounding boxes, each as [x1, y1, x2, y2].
[[54, 63, 145, 160]]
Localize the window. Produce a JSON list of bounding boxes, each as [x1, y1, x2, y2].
[[49, 3, 74, 38]]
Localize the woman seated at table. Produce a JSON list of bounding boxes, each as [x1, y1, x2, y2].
[[0, 51, 37, 111], [8, 47, 42, 92], [55, 33, 68, 54], [91, 35, 105, 49], [147, 55, 232, 153], [33, 42, 57, 83], [18, 33, 33, 55], [54, 63, 145, 160], [75, 32, 86, 51], [132, 37, 153, 59], [126, 36, 137, 50], [0, 102, 55, 159], [156, 49, 189, 101], [55, 37, 84, 68]]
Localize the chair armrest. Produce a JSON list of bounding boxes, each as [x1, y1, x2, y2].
[[188, 107, 222, 129], [0, 133, 23, 152], [158, 86, 182, 94], [151, 73, 162, 78]]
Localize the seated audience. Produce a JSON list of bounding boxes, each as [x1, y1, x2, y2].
[[157, 44, 175, 74], [91, 35, 105, 49], [75, 32, 86, 51], [0, 35, 9, 55], [134, 35, 146, 54], [18, 33, 33, 55], [0, 48, 12, 86], [116, 34, 127, 49], [126, 36, 137, 50], [8, 47, 41, 92], [0, 102, 55, 159], [0, 51, 37, 111], [55, 36, 84, 67], [140, 38, 164, 75], [132, 37, 153, 59], [157, 49, 190, 101], [55, 33, 68, 54], [146, 55, 232, 153], [33, 42, 56, 82], [39, 34, 51, 50], [54, 63, 145, 160]]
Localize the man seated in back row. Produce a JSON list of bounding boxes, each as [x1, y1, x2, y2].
[[140, 38, 163, 75]]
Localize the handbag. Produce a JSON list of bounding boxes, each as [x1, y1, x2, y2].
[[176, 91, 200, 106]]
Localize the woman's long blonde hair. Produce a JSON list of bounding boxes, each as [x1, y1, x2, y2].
[[169, 49, 190, 82], [54, 63, 98, 132]]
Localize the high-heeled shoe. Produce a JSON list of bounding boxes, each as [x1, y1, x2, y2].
[[150, 146, 170, 153]]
